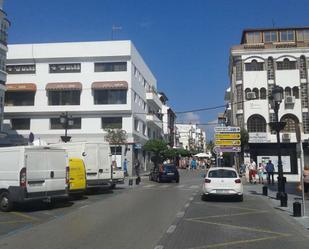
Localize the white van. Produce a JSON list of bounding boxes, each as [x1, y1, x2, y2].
[[0, 146, 68, 212], [50, 142, 124, 189]]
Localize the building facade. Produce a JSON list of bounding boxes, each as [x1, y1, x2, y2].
[[176, 124, 206, 152], [4, 41, 163, 174], [228, 27, 309, 181], [0, 0, 9, 134]]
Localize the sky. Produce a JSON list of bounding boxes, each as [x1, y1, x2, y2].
[[4, 0, 309, 139]]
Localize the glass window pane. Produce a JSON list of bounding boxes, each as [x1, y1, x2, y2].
[[102, 117, 122, 129]]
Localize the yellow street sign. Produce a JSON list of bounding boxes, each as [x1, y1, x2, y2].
[[215, 140, 241, 146], [215, 133, 241, 140]]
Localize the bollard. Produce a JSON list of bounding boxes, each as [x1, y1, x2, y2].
[[129, 179, 133, 186], [262, 186, 268, 196], [280, 193, 288, 207], [135, 176, 141, 185], [293, 202, 302, 217]]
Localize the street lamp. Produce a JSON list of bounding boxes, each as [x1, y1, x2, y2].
[[269, 86, 287, 201], [60, 112, 74, 143]]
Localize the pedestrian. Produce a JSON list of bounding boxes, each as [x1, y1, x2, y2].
[[303, 166, 309, 195], [134, 159, 141, 184], [248, 159, 257, 184], [265, 160, 275, 185], [123, 158, 128, 177], [257, 163, 265, 184], [191, 158, 197, 170]]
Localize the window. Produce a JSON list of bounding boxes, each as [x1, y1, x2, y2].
[[110, 146, 122, 155], [6, 64, 36, 74], [281, 115, 298, 133], [11, 118, 30, 130], [301, 83, 309, 108], [269, 113, 276, 134], [264, 31, 278, 42], [252, 88, 259, 99], [235, 59, 243, 81], [48, 90, 80, 105], [246, 32, 261, 43], [277, 58, 296, 70], [208, 169, 237, 178], [260, 88, 267, 99], [50, 118, 81, 129], [94, 62, 127, 72], [247, 115, 266, 132], [5, 92, 35, 106], [303, 113, 309, 134], [101, 117, 122, 129], [300, 56, 307, 79], [297, 30, 309, 42], [245, 60, 264, 71], [236, 85, 243, 110], [134, 119, 139, 131], [267, 57, 275, 80], [49, 63, 81, 73], [292, 87, 299, 99], [284, 87, 291, 97], [280, 30, 295, 42], [245, 88, 251, 100], [94, 90, 127, 104]]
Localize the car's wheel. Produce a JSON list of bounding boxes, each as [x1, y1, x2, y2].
[[110, 183, 116, 189], [238, 195, 244, 202], [0, 191, 13, 212], [176, 178, 179, 183], [157, 176, 161, 183], [201, 194, 207, 201]]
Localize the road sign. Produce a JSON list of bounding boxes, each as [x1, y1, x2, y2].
[[215, 140, 241, 146], [219, 146, 241, 153], [213, 146, 221, 155], [214, 126, 240, 133], [215, 133, 241, 140]]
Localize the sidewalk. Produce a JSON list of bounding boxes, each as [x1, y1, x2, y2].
[[245, 181, 309, 230]]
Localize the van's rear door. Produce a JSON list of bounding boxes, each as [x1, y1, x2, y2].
[[45, 149, 67, 193], [26, 149, 47, 194], [84, 143, 99, 180], [97, 143, 111, 180]]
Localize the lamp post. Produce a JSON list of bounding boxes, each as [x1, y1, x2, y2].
[[269, 86, 286, 201], [60, 112, 74, 143]]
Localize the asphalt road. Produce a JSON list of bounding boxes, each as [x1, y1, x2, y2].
[[1, 170, 309, 249]]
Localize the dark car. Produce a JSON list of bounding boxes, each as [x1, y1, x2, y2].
[[149, 164, 179, 183]]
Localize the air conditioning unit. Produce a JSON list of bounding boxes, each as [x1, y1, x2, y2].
[[246, 92, 256, 100], [285, 96, 295, 104], [282, 133, 291, 141]]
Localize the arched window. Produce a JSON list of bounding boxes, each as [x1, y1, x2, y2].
[[267, 57, 275, 80], [300, 55, 307, 79], [260, 88, 267, 99], [245, 88, 251, 100], [281, 114, 299, 133], [245, 59, 264, 71], [277, 58, 297, 70], [285, 87, 291, 97], [252, 88, 259, 99], [292, 86, 299, 99], [247, 115, 267, 132]]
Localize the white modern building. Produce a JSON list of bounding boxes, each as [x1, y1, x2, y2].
[[176, 123, 206, 152], [227, 26, 309, 181], [0, 0, 9, 134], [4, 40, 163, 174]]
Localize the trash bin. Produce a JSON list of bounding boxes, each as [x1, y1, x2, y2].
[[135, 176, 141, 185], [280, 193, 288, 207], [262, 186, 268, 196], [293, 202, 302, 217]]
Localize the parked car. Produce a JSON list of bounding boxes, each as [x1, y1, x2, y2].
[[201, 167, 243, 201], [0, 146, 68, 212], [68, 158, 86, 197], [149, 164, 179, 183]]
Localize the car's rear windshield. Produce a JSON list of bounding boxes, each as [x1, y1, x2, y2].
[[208, 169, 237, 178], [164, 165, 176, 170]]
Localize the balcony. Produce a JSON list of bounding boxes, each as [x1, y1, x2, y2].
[[146, 113, 162, 129], [146, 91, 162, 109]]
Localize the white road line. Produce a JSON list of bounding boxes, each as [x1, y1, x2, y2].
[[154, 246, 164, 249], [143, 184, 156, 188], [185, 203, 190, 208], [166, 225, 177, 234], [189, 197, 194, 201], [189, 185, 199, 189], [79, 205, 89, 209], [176, 211, 185, 218], [176, 184, 185, 188]]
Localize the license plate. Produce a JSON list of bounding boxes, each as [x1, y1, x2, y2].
[[216, 190, 228, 194], [167, 173, 174, 176]]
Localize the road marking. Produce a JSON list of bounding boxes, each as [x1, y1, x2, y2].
[[176, 184, 185, 188], [79, 205, 89, 209], [185, 203, 190, 208], [189, 185, 199, 189], [189, 197, 194, 201], [10, 212, 39, 221], [154, 246, 164, 249], [0, 220, 29, 224], [187, 210, 268, 220], [143, 184, 156, 188], [192, 202, 262, 212], [166, 225, 176, 234], [176, 211, 185, 218]]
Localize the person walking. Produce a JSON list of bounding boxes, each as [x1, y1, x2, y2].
[[265, 160, 275, 185], [257, 163, 265, 184], [191, 158, 197, 170], [123, 158, 128, 177], [248, 159, 257, 184], [303, 166, 309, 195]]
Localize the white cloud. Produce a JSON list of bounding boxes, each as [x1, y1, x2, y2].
[[180, 112, 200, 124]]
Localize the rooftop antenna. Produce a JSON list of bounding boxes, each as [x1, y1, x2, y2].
[[111, 25, 122, 40]]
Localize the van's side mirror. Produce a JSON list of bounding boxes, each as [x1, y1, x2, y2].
[[82, 152, 87, 157]]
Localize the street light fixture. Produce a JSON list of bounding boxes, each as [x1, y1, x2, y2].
[[60, 112, 74, 143], [268, 86, 287, 202]]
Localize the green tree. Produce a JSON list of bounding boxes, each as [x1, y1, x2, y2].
[[104, 129, 128, 157], [143, 139, 168, 167]]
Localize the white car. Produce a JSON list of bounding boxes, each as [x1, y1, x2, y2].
[[202, 167, 243, 202]]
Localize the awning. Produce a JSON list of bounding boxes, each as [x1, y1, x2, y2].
[[92, 81, 128, 90], [46, 82, 82, 91], [6, 83, 37, 92]]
